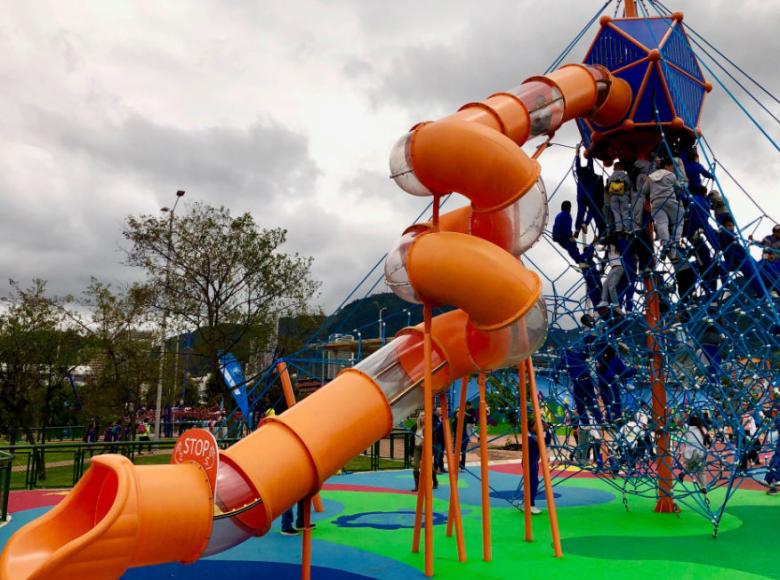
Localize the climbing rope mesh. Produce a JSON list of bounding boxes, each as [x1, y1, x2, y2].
[[245, 1, 779, 527], [521, 1, 779, 526]]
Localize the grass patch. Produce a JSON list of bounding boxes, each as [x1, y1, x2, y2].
[[7, 453, 174, 490], [10, 465, 74, 490], [487, 422, 518, 436], [343, 455, 405, 472], [5, 450, 399, 490]]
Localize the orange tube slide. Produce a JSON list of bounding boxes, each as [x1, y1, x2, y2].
[[0, 455, 212, 580], [406, 231, 541, 330], [440, 63, 630, 144], [0, 61, 632, 579]]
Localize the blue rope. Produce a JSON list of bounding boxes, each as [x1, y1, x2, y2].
[[645, 2, 780, 152], [689, 39, 780, 126], [298, 194, 450, 348], [699, 134, 773, 221], [652, 0, 780, 106], [545, 0, 614, 74]]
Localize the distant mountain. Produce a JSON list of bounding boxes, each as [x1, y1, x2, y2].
[[316, 292, 457, 342]]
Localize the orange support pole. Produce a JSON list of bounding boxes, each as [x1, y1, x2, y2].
[[422, 302, 435, 576], [624, 0, 637, 17], [439, 392, 466, 562], [277, 362, 324, 513], [643, 277, 677, 513], [527, 360, 563, 558], [447, 377, 469, 537], [412, 477, 424, 553], [301, 496, 312, 580], [518, 363, 533, 542], [477, 372, 492, 562], [641, 214, 676, 514]]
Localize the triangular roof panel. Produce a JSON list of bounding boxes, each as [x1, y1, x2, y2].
[[585, 25, 648, 70], [611, 18, 673, 49], [663, 65, 705, 128], [633, 66, 675, 122], [661, 24, 704, 81]]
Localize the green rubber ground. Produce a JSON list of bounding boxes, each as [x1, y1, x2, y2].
[[314, 477, 778, 579]]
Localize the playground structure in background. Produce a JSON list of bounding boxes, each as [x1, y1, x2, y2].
[[2, 0, 780, 578]]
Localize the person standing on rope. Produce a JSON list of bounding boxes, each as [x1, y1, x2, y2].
[[672, 148, 689, 194], [556, 344, 602, 424], [720, 219, 764, 296], [683, 150, 714, 197], [627, 157, 654, 273], [598, 349, 635, 423], [709, 190, 733, 226], [552, 200, 587, 267], [575, 146, 606, 240], [642, 157, 684, 261], [690, 230, 721, 296], [596, 235, 625, 316], [686, 188, 719, 244], [759, 224, 780, 253], [698, 324, 724, 387], [578, 243, 603, 313], [606, 161, 633, 234], [759, 249, 780, 295]]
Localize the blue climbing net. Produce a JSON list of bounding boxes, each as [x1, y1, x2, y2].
[[520, 0, 780, 532]]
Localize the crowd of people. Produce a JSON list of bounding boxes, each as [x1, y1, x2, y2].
[[552, 145, 780, 318]]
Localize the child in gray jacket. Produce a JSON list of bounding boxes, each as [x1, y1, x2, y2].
[[606, 162, 633, 233], [641, 158, 683, 258]]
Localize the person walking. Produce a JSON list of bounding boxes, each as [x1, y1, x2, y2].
[[280, 500, 317, 536], [412, 411, 439, 491], [433, 406, 446, 474], [459, 401, 478, 470], [763, 409, 780, 495]]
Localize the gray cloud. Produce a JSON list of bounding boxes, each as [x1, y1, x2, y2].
[[28, 109, 319, 206], [0, 0, 777, 314]]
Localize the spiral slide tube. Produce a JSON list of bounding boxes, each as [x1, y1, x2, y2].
[[0, 64, 631, 580]]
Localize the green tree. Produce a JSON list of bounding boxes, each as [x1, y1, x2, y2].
[[71, 280, 158, 433], [123, 202, 320, 402], [0, 280, 82, 445]]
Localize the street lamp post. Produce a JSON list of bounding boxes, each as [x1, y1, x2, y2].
[[375, 305, 387, 343], [154, 190, 185, 441], [352, 329, 363, 362]]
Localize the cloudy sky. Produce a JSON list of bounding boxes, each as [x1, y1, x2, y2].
[[1, 0, 778, 314]]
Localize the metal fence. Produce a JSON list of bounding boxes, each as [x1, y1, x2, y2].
[[0, 451, 12, 522], [0, 428, 415, 516], [362, 429, 415, 470], [2, 438, 241, 491], [1, 421, 234, 444]]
